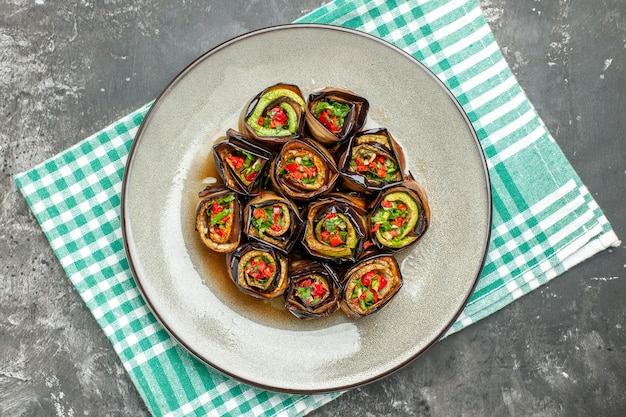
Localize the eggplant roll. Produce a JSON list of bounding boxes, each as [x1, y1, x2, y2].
[[301, 193, 367, 263], [305, 88, 369, 146], [284, 259, 340, 319], [240, 83, 306, 148], [270, 138, 339, 201], [195, 186, 242, 252], [338, 128, 406, 193], [340, 254, 403, 318], [213, 129, 272, 196], [226, 242, 289, 299], [243, 191, 303, 253], [368, 176, 430, 251]]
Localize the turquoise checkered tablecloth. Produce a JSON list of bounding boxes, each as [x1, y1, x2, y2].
[[14, 0, 620, 416]]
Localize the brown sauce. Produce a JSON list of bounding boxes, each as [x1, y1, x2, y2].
[[182, 140, 295, 326]]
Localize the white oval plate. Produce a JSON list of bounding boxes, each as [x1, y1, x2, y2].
[[122, 24, 491, 393]]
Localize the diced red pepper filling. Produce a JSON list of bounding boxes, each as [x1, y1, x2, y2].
[[316, 212, 348, 247], [208, 194, 236, 240], [319, 109, 341, 133], [244, 255, 275, 284], [295, 276, 329, 306], [226, 150, 262, 185], [370, 198, 412, 242], [351, 270, 388, 311], [258, 106, 289, 130], [350, 151, 398, 182], [280, 155, 318, 185], [314, 100, 350, 135], [251, 204, 286, 235]]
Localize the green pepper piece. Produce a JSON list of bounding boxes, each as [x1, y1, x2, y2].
[[246, 89, 305, 136], [374, 192, 420, 248]]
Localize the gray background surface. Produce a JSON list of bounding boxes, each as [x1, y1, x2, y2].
[[1, 0, 624, 416]]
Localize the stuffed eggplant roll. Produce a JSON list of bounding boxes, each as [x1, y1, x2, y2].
[[368, 176, 430, 251], [213, 129, 272, 196], [270, 138, 339, 201], [240, 83, 306, 148], [226, 242, 289, 299], [195, 186, 242, 252], [301, 193, 367, 263], [243, 191, 303, 253], [338, 128, 406, 193], [340, 254, 403, 318], [305, 88, 369, 147], [284, 259, 340, 319]]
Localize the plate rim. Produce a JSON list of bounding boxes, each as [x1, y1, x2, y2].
[[121, 23, 493, 394]]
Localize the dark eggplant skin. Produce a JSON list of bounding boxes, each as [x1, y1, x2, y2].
[[240, 83, 306, 149], [270, 138, 340, 202], [305, 87, 369, 147], [226, 242, 289, 299], [212, 129, 272, 196], [195, 185, 243, 253], [301, 193, 368, 263], [339, 254, 403, 318], [243, 191, 304, 253], [337, 128, 407, 194], [367, 174, 430, 252], [284, 259, 341, 319]]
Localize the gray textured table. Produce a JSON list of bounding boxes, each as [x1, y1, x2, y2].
[[1, 1, 624, 416]]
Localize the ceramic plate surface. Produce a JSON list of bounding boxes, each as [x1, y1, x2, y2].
[[122, 24, 491, 393]]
